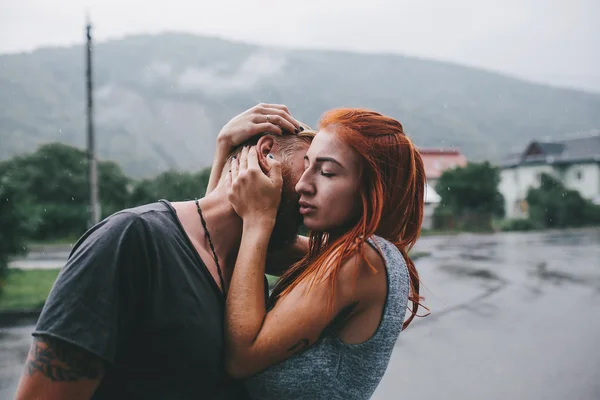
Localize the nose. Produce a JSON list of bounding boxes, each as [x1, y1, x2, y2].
[[295, 169, 314, 196]]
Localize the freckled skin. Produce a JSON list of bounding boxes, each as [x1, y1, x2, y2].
[[295, 129, 362, 233]]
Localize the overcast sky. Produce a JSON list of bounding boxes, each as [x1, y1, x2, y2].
[[1, 0, 599, 92]]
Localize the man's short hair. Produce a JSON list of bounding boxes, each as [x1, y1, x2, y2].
[[226, 124, 316, 164]]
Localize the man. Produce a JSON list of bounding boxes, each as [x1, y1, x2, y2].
[[14, 104, 314, 400]]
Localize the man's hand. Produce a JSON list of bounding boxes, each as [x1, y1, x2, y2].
[[15, 336, 105, 399]]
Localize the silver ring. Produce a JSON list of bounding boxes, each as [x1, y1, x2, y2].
[[266, 115, 271, 122]]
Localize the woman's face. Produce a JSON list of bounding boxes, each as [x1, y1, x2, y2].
[[295, 129, 362, 233]]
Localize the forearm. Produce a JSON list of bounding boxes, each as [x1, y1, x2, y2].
[[225, 221, 273, 355], [206, 140, 229, 194]]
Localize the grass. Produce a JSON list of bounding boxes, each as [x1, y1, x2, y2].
[[0, 269, 61, 311], [26, 238, 77, 250], [0, 249, 433, 311]]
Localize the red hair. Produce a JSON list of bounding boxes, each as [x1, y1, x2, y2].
[[271, 108, 427, 329]]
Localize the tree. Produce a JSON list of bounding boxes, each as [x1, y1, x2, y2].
[[526, 173, 600, 228], [0, 161, 34, 289], [129, 168, 211, 207], [435, 161, 504, 230], [1, 143, 131, 240]]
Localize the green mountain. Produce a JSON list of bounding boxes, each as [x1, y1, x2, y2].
[[1, 32, 599, 177]]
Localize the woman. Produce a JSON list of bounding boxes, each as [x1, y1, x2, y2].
[[214, 106, 426, 399]]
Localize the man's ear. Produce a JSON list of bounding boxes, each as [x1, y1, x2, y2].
[[256, 136, 276, 172]]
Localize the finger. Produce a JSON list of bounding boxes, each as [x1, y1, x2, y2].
[[247, 147, 261, 171], [265, 109, 299, 134], [231, 156, 239, 180], [258, 103, 291, 115], [267, 156, 283, 189], [240, 146, 249, 171], [269, 108, 301, 132], [254, 107, 300, 132], [255, 103, 292, 118], [250, 122, 284, 136]]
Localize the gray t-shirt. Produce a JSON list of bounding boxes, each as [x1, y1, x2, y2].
[[33, 200, 249, 400], [244, 235, 410, 400]]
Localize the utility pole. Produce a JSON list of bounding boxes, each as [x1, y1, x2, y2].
[[86, 15, 100, 226]]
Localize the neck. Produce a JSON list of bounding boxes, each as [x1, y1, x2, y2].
[[175, 186, 243, 271], [196, 188, 243, 266]]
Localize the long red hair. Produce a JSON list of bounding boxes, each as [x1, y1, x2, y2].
[[271, 108, 427, 329]]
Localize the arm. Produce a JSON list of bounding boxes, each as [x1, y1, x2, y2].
[[225, 147, 363, 378], [225, 221, 362, 378], [15, 336, 105, 400], [206, 140, 230, 194], [13, 212, 146, 399]]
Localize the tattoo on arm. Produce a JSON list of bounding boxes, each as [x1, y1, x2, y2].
[[25, 336, 103, 382], [286, 339, 310, 354]]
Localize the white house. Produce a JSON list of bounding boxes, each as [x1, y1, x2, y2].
[[499, 131, 600, 219], [418, 148, 467, 229], [422, 182, 441, 229]]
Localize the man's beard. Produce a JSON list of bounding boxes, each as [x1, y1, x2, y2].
[[268, 165, 303, 252]]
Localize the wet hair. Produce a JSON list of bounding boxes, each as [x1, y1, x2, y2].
[[226, 123, 315, 164], [272, 108, 427, 329]]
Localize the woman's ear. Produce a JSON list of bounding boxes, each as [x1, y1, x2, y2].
[[256, 136, 276, 172]]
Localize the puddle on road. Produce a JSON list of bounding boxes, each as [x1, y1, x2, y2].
[[528, 262, 597, 288], [439, 264, 505, 283]]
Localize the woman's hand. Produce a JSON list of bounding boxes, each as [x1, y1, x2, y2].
[[206, 103, 300, 194], [228, 146, 283, 227], [217, 103, 301, 152]]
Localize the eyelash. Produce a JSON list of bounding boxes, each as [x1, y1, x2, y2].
[[304, 162, 335, 177]]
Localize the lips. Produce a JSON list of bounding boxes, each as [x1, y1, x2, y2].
[[299, 200, 316, 215]]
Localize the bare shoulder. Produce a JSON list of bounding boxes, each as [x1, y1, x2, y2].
[[335, 242, 387, 303]]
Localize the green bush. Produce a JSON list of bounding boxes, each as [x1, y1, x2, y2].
[[500, 218, 541, 232]]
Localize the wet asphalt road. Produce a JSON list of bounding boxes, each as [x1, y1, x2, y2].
[[1, 228, 599, 399]]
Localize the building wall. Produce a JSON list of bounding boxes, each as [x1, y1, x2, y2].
[[500, 164, 554, 219], [561, 163, 600, 200], [422, 203, 436, 230], [500, 162, 600, 219]]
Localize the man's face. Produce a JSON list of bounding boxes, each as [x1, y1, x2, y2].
[[268, 143, 310, 252]]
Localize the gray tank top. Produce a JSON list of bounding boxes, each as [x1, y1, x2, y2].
[[245, 235, 410, 400]]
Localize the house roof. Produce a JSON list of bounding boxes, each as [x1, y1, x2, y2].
[[501, 130, 600, 168], [419, 148, 467, 179]]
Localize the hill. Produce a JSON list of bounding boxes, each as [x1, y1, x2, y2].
[[1, 32, 599, 177]]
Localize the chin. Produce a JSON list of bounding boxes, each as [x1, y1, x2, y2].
[[302, 217, 331, 233]]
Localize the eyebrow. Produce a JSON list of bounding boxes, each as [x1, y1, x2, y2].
[[304, 155, 344, 168]]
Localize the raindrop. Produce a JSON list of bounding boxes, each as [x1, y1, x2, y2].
[[58, 128, 62, 133], [72, 197, 75, 201], [44, 208, 47, 212]]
